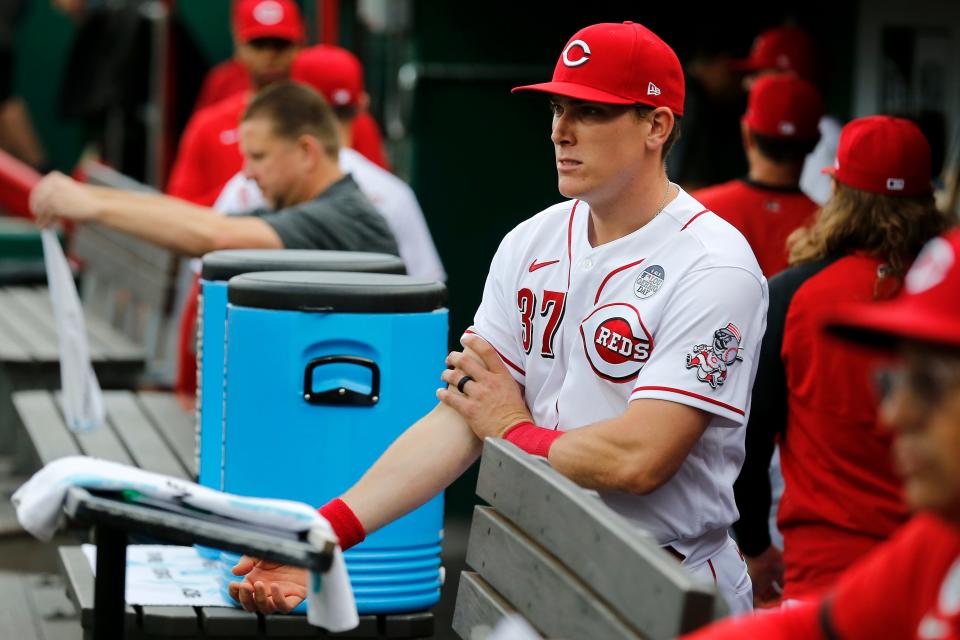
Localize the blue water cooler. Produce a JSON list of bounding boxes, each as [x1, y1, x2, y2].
[[195, 250, 404, 561], [221, 271, 448, 614], [197, 250, 405, 492]]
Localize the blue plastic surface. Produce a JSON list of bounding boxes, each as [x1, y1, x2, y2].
[[221, 304, 448, 613]]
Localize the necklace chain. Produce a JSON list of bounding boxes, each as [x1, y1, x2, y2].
[[653, 180, 672, 219]]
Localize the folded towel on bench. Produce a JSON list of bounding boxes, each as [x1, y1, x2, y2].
[[12, 456, 358, 631]]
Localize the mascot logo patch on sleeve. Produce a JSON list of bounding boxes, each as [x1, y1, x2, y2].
[[580, 303, 653, 382], [685, 323, 743, 389]]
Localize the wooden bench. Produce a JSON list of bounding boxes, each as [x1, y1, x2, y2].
[[452, 440, 727, 640], [12, 389, 194, 478], [0, 287, 146, 454], [0, 571, 82, 640], [75, 161, 186, 387], [13, 392, 436, 638]]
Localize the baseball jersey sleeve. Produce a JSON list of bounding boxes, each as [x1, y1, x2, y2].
[[630, 265, 767, 426], [468, 237, 526, 385]]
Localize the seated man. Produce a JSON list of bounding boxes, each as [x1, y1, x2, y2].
[[30, 81, 397, 261]]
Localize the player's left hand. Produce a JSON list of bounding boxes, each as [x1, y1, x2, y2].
[[438, 334, 531, 441]]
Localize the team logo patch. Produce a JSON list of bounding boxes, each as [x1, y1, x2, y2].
[[634, 265, 665, 299], [685, 323, 743, 389], [580, 303, 653, 382]]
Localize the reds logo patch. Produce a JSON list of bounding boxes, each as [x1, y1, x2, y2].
[[580, 303, 653, 382], [685, 323, 744, 389]]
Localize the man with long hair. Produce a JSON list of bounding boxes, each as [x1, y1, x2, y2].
[[733, 116, 951, 604]]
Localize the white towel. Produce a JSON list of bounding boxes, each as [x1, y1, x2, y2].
[[41, 230, 105, 432], [11, 456, 358, 631]]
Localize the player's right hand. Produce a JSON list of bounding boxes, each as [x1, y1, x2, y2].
[[29, 171, 98, 227], [745, 545, 784, 607], [229, 555, 309, 614]]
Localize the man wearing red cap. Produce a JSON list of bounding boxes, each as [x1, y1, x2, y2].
[[732, 25, 842, 207], [694, 74, 824, 278], [171, 45, 445, 395], [230, 22, 766, 617], [168, 1, 390, 207], [733, 116, 950, 605], [683, 226, 960, 639]]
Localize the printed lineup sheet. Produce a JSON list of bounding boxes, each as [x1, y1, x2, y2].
[[82, 544, 234, 607]]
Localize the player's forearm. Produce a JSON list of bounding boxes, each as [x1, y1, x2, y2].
[[91, 188, 227, 256], [341, 402, 482, 534]]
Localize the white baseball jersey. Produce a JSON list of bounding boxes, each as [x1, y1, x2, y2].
[[211, 149, 446, 282], [469, 187, 768, 551]]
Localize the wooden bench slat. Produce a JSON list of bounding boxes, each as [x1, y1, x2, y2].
[[13, 390, 80, 464], [4, 287, 109, 361], [467, 506, 642, 640], [135, 391, 196, 480], [0, 571, 43, 639], [141, 605, 199, 635], [11, 286, 145, 363], [101, 392, 188, 479], [23, 574, 84, 640], [0, 299, 34, 361], [54, 391, 134, 466], [475, 439, 722, 638], [0, 288, 60, 361], [57, 546, 138, 630], [452, 572, 532, 640]]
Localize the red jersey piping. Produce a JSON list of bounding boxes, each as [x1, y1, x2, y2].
[[594, 259, 645, 304], [681, 209, 711, 231], [631, 385, 745, 416]]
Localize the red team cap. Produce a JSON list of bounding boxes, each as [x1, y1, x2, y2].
[[233, 0, 305, 44], [743, 74, 824, 139], [512, 22, 685, 116], [825, 229, 960, 350], [291, 45, 364, 107], [732, 25, 819, 83], [822, 116, 932, 197]]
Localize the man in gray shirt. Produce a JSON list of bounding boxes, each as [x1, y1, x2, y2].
[[29, 81, 398, 259]]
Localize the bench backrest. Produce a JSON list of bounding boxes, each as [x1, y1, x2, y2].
[[452, 439, 727, 640], [73, 161, 181, 386]]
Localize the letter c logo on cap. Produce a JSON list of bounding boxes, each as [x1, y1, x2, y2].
[[562, 40, 591, 67]]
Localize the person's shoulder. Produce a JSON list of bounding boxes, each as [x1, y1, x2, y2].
[[340, 149, 415, 200], [667, 190, 763, 279]]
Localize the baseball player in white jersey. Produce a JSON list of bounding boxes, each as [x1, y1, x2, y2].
[[230, 21, 765, 617], [213, 145, 446, 281]]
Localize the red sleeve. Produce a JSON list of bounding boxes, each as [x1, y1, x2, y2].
[[166, 113, 210, 203], [350, 112, 391, 171], [679, 601, 824, 640], [830, 515, 959, 640], [193, 60, 249, 113]]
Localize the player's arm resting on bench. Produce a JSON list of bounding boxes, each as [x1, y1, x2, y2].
[[441, 335, 710, 495], [29, 171, 282, 256]]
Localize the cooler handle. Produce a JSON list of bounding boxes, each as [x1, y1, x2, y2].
[[303, 356, 380, 406]]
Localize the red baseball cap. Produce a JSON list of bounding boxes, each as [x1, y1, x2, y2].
[[291, 45, 364, 107], [822, 116, 932, 197], [513, 22, 685, 116], [732, 26, 818, 83], [233, 0, 304, 44], [743, 74, 824, 139], [825, 230, 960, 350]]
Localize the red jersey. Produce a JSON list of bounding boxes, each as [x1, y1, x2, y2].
[[734, 255, 909, 600], [681, 515, 960, 640], [166, 92, 249, 206], [693, 179, 818, 277], [193, 59, 249, 113]]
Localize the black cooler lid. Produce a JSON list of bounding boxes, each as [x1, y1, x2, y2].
[[228, 271, 448, 313], [201, 250, 405, 281]]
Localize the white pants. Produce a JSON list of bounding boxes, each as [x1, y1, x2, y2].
[[684, 535, 754, 617]]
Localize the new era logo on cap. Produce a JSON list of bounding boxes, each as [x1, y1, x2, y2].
[[886, 178, 905, 191], [778, 121, 796, 135], [647, 82, 661, 96]]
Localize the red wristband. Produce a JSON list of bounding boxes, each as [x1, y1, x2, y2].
[[318, 498, 366, 551], [502, 421, 563, 458]]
